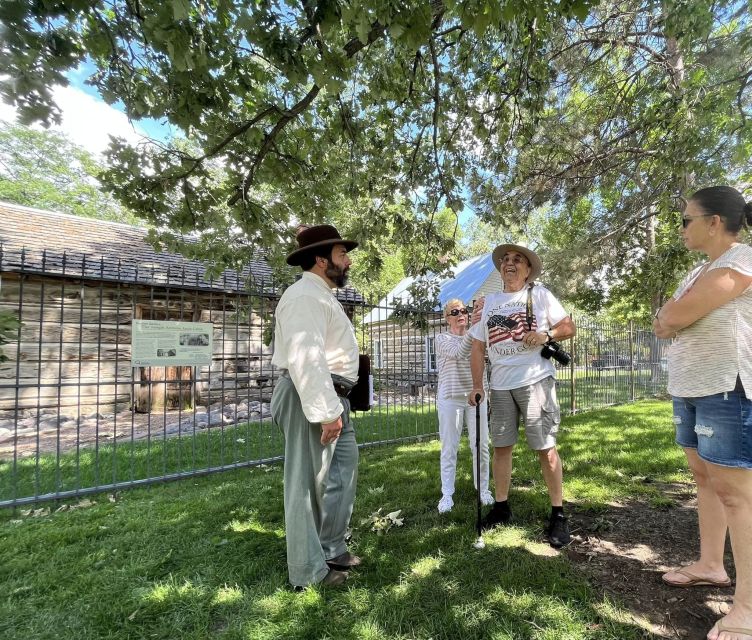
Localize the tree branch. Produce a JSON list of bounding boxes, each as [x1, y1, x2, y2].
[[428, 36, 450, 203], [226, 20, 390, 205], [228, 85, 320, 205]]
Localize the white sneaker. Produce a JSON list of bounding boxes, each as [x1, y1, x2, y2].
[[480, 490, 495, 506], [437, 495, 454, 513]]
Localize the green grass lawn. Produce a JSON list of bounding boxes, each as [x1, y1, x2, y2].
[[555, 367, 666, 414], [0, 400, 685, 640], [0, 406, 440, 504]]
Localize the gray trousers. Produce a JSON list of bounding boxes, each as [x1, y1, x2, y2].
[[270, 375, 359, 587]]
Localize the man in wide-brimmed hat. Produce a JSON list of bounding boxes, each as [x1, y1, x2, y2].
[[468, 243, 576, 548], [271, 224, 362, 589]]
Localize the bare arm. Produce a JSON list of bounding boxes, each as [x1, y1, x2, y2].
[[656, 267, 752, 333], [550, 315, 576, 341], [521, 315, 576, 347], [652, 317, 675, 339]]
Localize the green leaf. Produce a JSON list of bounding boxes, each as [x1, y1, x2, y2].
[[572, 0, 591, 22], [389, 23, 405, 39], [356, 13, 371, 45], [172, 0, 190, 21], [473, 10, 491, 38]]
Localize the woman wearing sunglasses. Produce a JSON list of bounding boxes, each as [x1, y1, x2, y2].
[[434, 299, 493, 513], [654, 186, 752, 640]]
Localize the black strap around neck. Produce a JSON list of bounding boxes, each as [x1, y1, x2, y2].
[[525, 283, 534, 331]]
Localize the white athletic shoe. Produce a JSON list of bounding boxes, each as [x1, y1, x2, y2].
[[480, 490, 495, 506], [437, 495, 454, 513]]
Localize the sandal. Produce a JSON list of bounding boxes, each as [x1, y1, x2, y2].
[[661, 568, 732, 588]]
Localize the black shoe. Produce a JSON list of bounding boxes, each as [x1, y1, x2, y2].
[[291, 568, 349, 591], [480, 504, 512, 530], [547, 513, 570, 548], [320, 568, 349, 587], [326, 551, 362, 571]]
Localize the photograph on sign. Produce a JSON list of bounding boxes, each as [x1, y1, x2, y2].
[[131, 320, 214, 367]]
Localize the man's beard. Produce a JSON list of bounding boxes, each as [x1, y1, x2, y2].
[[326, 263, 348, 288]]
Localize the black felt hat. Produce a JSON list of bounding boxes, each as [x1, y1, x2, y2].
[[286, 224, 359, 266]]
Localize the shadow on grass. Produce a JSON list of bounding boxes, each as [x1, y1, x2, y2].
[[1, 401, 680, 639], [110, 449, 655, 640], [562, 495, 733, 640]]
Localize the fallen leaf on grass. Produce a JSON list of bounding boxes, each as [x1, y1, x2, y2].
[[55, 498, 96, 513], [360, 508, 405, 535]]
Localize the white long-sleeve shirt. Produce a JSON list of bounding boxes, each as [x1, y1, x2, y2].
[[271, 272, 359, 423]]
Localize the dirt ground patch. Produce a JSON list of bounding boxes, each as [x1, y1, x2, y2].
[[566, 482, 734, 639]]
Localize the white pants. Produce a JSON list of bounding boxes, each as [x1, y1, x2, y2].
[[438, 396, 490, 497]]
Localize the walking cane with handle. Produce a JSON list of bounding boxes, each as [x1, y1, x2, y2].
[[473, 392, 485, 550]]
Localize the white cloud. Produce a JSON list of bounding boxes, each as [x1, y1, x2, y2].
[[0, 84, 147, 157]]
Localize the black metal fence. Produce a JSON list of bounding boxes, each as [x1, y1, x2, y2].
[[0, 248, 670, 507]]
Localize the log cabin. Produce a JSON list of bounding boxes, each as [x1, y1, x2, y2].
[[0, 202, 364, 421]]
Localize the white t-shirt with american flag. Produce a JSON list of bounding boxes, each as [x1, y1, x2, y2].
[[469, 284, 569, 390]]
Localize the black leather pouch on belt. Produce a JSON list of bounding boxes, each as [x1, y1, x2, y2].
[[332, 381, 351, 397], [348, 355, 372, 412]]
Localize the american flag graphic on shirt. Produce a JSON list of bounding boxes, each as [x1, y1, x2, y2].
[[487, 310, 537, 346]]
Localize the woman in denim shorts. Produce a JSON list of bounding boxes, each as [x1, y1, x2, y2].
[[654, 186, 752, 640]]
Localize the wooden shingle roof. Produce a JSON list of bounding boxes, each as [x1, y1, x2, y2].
[[0, 201, 365, 303], [0, 201, 271, 291]]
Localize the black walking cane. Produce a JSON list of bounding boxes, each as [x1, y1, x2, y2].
[[473, 392, 485, 549]]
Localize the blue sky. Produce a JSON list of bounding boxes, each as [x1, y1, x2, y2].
[[0, 63, 167, 155], [66, 62, 169, 142]]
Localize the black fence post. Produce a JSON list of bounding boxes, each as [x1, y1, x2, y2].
[[629, 320, 635, 402]]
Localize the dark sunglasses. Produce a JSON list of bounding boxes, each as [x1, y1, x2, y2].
[[681, 213, 715, 228], [448, 308, 469, 316]]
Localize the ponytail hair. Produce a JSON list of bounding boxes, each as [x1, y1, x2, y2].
[[690, 185, 750, 234]]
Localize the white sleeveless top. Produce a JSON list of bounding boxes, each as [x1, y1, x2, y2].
[[667, 243, 752, 397]]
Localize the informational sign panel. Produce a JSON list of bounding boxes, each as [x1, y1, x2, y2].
[[131, 320, 213, 367]]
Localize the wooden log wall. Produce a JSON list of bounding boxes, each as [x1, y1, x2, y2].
[[0, 273, 277, 417], [367, 317, 443, 385]]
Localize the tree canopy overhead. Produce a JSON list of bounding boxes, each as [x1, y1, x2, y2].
[[477, 0, 752, 316], [1, 0, 596, 269], [1, 0, 750, 313]]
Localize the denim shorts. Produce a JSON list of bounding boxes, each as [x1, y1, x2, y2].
[[672, 383, 752, 469]]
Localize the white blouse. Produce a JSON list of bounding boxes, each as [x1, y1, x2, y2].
[[435, 331, 487, 399], [271, 272, 359, 423], [668, 243, 752, 397]]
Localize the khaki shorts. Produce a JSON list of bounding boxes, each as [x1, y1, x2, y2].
[[489, 376, 561, 449]]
